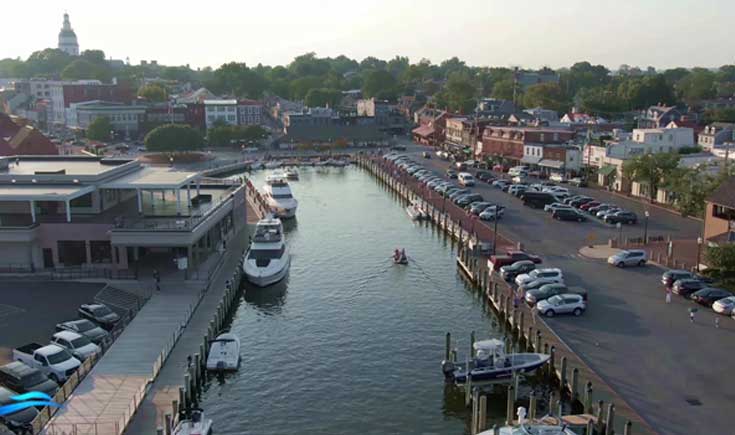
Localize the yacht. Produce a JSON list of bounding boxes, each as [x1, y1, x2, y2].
[[263, 173, 298, 218], [205, 332, 241, 371], [284, 168, 299, 180], [441, 339, 549, 383], [478, 407, 579, 435], [243, 216, 290, 287]]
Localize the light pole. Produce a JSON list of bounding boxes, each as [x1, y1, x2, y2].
[[643, 210, 650, 244], [617, 222, 623, 246], [696, 236, 703, 272]]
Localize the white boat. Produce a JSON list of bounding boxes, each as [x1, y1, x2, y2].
[[406, 201, 428, 221], [264, 160, 282, 169], [284, 168, 299, 180], [263, 173, 298, 218], [327, 158, 348, 167], [205, 332, 241, 371], [243, 216, 291, 287], [478, 407, 579, 435], [173, 409, 213, 435], [442, 339, 549, 383]]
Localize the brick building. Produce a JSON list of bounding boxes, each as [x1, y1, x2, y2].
[[476, 126, 574, 164]]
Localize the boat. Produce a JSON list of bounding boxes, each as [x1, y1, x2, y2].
[[406, 201, 428, 221], [263, 173, 298, 218], [284, 168, 299, 180], [478, 407, 579, 435], [243, 216, 291, 287], [264, 160, 282, 169], [441, 339, 549, 383], [205, 332, 241, 371], [393, 249, 409, 265], [327, 158, 348, 167], [172, 408, 213, 435]]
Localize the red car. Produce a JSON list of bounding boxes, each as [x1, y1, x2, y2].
[[579, 201, 601, 211], [489, 251, 543, 270]]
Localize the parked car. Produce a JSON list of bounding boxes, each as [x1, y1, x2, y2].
[[607, 249, 647, 267], [520, 277, 566, 292], [522, 192, 557, 209], [12, 343, 81, 384], [569, 197, 595, 208], [597, 208, 622, 219], [470, 202, 495, 215], [446, 169, 458, 178], [671, 279, 709, 298], [536, 294, 586, 317], [456, 193, 484, 207], [691, 288, 732, 307], [51, 331, 101, 362], [578, 201, 600, 211], [661, 270, 698, 287], [55, 319, 109, 345], [448, 188, 471, 200], [475, 171, 494, 182], [78, 303, 120, 331], [552, 208, 587, 222], [544, 202, 573, 213], [587, 204, 615, 215], [458, 172, 476, 186], [499, 260, 536, 281], [512, 175, 528, 184], [525, 283, 569, 305], [569, 177, 588, 187], [563, 195, 586, 205], [515, 268, 563, 287], [604, 211, 638, 224], [489, 251, 543, 270], [549, 173, 567, 183], [422, 151, 431, 159], [0, 362, 58, 396], [712, 296, 735, 315], [0, 386, 38, 434], [479, 205, 505, 221]]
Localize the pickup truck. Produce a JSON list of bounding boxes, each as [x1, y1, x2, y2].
[[489, 250, 543, 271], [12, 343, 81, 384]]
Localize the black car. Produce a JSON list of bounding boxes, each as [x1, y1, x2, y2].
[[671, 279, 708, 298], [552, 208, 586, 222], [498, 260, 536, 281], [661, 270, 701, 287], [569, 197, 595, 208], [56, 319, 110, 345], [475, 171, 495, 182], [456, 193, 484, 207], [604, 211, 638, 224], [563, 195, 588, 205], [691, 287, 732, 307], [78, 303, 120, 331], [0, 362, 58, 397], [0, 386, 38, 433]]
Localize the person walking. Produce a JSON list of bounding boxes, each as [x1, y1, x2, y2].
[[665, 287, 672, 304], [715, 316, 720, 329], [689, 309, 695, 323]]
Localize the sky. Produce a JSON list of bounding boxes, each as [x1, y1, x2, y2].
[[1, 0, 733, 70]]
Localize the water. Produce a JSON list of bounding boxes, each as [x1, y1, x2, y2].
[[204, 167, 512, 434]]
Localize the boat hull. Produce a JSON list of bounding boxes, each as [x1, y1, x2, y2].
[[244, 255, 290, 287], [443, 353, 550, 383]]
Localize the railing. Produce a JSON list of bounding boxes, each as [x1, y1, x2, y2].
[[0, 263, 34, 273], [51, 266, 138, 281]]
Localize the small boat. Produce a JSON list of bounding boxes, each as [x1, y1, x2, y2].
[[205, 333, 241, 371], [442, 339, 549, 383], [243, 216, 291, 287], [327, 158, 348, 167], [478, 407, 579, 435], [406, 201, 428, 221], [264, 160, 282, 169], [172, 408, 213, 435], [393, 250, 409, 265], [284, 168, 299, 180]]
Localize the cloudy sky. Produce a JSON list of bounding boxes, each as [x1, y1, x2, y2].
[[1, 0, 733, 70]]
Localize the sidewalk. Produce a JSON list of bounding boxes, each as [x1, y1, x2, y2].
[[124, 227, 249, 434]]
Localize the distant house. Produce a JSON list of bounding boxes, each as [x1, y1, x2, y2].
[[698, 122, 735, 151], [476, 98, 516, 118], [0, 125, 58, 156], [174, 87, 218, 104], [560, 111, 607, 126], [412, 107, 449, 146], [524, 107, 559, 123], [704, 177, 735, 245], [638, 105, 682, 129]]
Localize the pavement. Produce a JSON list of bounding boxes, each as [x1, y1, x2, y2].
[[397, 142, 735, 435]]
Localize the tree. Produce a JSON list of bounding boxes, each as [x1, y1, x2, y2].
[[362, 69, 398, 100], [436, 72, 477, 113], [138, 83, 168, 102], [522, 83, 567, 113], [61, 59, 101, 80], [676, 68, 716, 104], [616, 74, 676, 109], [704, 107, 735, 123], [144, 124, 203, 152], [304, 88, 341, 108], [86, 117, 112, 142], [491, 79, 515, 101], [706, 244, 735, 278], [622, 153, 680, 202]]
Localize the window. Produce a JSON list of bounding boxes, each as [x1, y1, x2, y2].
[[712, 205, 735, 220], [90, 241, 112, 264]]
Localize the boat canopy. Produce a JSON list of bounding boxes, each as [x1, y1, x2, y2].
[[473, 339, 505, 359]]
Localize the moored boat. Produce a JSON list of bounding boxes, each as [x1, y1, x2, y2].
[[406, 201, 428, 221], [243, 216, 291, 287], [263, 173, 298, 218], [172, 408, 213, 435], [477, 407, 580, 434], [205, 332, 241, 371], [284, 168, 299, 180], [442, 339, 549, 383]]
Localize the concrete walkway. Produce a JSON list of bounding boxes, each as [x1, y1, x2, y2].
[[124, 227, 249, 434]]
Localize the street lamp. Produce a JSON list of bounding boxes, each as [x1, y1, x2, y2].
[[643, 210, 650, 244], [696, 236, 703, 272]]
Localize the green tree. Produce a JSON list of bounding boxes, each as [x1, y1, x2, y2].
[[24, 48, 72, 77], [0, 58, 25, 78], [61, 59, 101, 80], [362, 69, 398, 100], [622, 153, 680, 202], [522, 83, 568, 112], [437, 72, 477, 113], [676, 68, 716, 104], [289, 76, 323, 100], [86, 117, 113, 141], [704, 107, 735, 123], [706, 244, 735, 278], [145, 124, 203, 152], [304, 88, 341, 108], [138, 83, 168, 102], [491, 79, 515, 101], [616, 74, 676, 109]]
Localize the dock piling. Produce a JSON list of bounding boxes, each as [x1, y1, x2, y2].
[[164, 414, 172, 435], [560, 355, 568, 390], [506, 384, 515, 425], [528, 390, 537, 419], [624, 420, 632, 435], [605, 403, 615, 435], [584, 382, 593, 413], [571, 368, 579, 402], [445, 332, 451, 360], [478, 395, 487, 432]]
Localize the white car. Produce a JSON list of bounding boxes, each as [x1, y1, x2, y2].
[[549, 173, 567, 183], [479, 206, 505, 221], [512, 175, 528, 184], [51, 331, 101, 361], [607, 249, 647, 267], [515, 268, 563, 287], [458, 172, 476, 186], [544, 202, 573, 213], [536, 294, 586, 317], [712, 296, 735, 315]]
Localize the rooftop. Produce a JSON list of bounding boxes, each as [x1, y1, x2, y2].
[[0, 184, 94, 201], [0, 157, 132, 178], [101, 166, 200, 189], [708, 176, 735, 208]]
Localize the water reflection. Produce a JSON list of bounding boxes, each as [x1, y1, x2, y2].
[[242, 274, 289, 313]]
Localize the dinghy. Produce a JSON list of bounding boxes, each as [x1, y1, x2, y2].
[[205, 332, 241, 371]]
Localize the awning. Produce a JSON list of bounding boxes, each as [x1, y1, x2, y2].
[[0, 184, 94, 201], [521, 156, 542, 165], [411, 125, 434, 137], [598, 165, 617, 176], [539, 159, 565, 169], [101, 167, 200, 190]]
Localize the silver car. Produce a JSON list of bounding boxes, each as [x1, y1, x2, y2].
[[607, 249, 647, 268], [536, 294, 586, 317]]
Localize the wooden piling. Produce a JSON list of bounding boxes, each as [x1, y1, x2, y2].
[[470, 330, 476, 352], [549, 346, 556, 380], [624, 420, 632, 435], [605, 403, 615, 435], [596, 401, 605, 434], [529, 391, 537, 420], [471, 388, 479, 435], [586, 419, 595, 435], [478, 395, 487, 432], [445, 332, 451, 360], [535, 330, 542, 353], [164, 414, 172, 435], [172, 400, 179, 422], [584, 382, 593, 413], [177, 387, 185, 417], [571, 368, 579, 402], [193, 353, 201, 391], [560, 355, 568, 390], [156, 427, 164, 435], [506, 384, 515, 425], [465, 375, 472, 407], [184, 374, 192, 408]]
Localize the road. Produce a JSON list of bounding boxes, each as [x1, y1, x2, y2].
[[396, 142, 734, 435]]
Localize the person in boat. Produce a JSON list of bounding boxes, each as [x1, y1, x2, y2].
[[400, 248, 407, 263], [393, 249, 401, 262]]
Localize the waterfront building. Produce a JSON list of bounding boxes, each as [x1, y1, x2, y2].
[[704, 177, 735, 245], [477, 126, 574, 164], [66, 101, 147, 138], [698, 122, 735, 151], [204, 99, 238, 129], [237, 99, 263, 126], [49, 80, 135, 126], [58, 13, 79, 56], [412, 107, 449, 146]]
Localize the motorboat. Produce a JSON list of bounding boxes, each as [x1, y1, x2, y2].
[[441, 339, 549, 383], [243, 216, 291, 287], [393, 250, 409, 265], [477, 407, 579, 435], [263, 173, 298, 218], [172, 408, 213, 435], [327, 158, 348, 167], [264, 160, 282, 169], [205, 332, 241, 371], [284, 168, 299, 180], [406, 201, 428, 221]]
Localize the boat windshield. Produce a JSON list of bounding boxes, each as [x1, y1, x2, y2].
[[248, 246, 285, 260], [271, 192, 292, 199]]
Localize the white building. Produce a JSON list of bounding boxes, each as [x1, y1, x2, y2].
[[67, 101, 147, 138], [204, 100, 238, 129], [58, 13, 79, 56]]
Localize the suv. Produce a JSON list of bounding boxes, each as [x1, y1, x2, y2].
[[51, 331, 101, 361], [515, 268, 564, 287], [446, 169, 458, 178], [456, 193, 484, 207], [607, 250, 647, 268], [56, 319, 109, 345], [661, 270, 696, 287], [78, 303, 120, 331], [536, 294, 586, 317], [499, 260, 536, 281], [0, 362, 58, 396], [604, 211, 638, 224], [552, 208, 586, 222]]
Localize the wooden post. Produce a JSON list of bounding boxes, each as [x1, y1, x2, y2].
[[471, 388, 479, 435], [506, 384, 515, 425], [445, 332, 452, 360], [164, 414, 172, 435], [518, 312, 525, 337], [571, 368, 580, 402], [529, 390, 537, 420], [478, 395, 487, 432], [178, 387, 186, 418], [624, 420, 632, 435], [535, 330, 542, 353], [586, 419, 595, 435], [596, 401, 605, 434], [157, 427, 164, 435], [560, 356, 568, 391], [172, 400, 179, 422], [451, 349, 457, 362], [184, 374, 192, 408], [465, 375, 472, 407], [549, 346, 556, 381], [584, 382, 593, 414], [470, 330, 476, 353], [193, 353, 201, 391], [605, 403, 615, 435]]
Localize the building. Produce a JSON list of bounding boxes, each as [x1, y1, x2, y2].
[[638, 105, 682, 129], [704, 177, 735, 245], [204, 100, 238, 129], [173, 88, 218, 105], [444, 117, 494, 152], [560, 111, 608, 126], [0, 156, 245, 272], [57, 13, 79, 56], [49, 81, 135, 126], [281, 113, 387, 145], [477, 126, 574, 164], [522, 143, 581, 175], [476, 98, 516, 118], [411, 107, 449, 146], [67, 101, 147, 138], [524, 107, 559, 123], [237, 99, 263, 126], [698, 122, 735, 151], [0, 113, 57, 156], [701, 97, 735, 111]]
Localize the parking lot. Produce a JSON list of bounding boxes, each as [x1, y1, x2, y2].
[[389, 143, 735, 435], [0, 281, 104, 364]]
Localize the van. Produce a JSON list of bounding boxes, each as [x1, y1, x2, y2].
[[521, 192, 556, 209], [458, 172, 476, 186]]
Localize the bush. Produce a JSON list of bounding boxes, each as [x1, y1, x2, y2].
[[144, 124, 203, 152]]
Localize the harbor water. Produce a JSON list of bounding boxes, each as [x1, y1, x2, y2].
[[202, 166, 516, 434]]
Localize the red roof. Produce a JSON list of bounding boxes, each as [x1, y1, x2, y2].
[[412, 125, 435, 137]]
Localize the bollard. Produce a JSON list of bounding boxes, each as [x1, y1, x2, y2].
[[624, 420, 632, 435], [535, 331, 542, 353], [203, 335, 209, 358], [584, 382, 593, 414], [506, 384, 515, 425], [571, 368, 579, 402], [529, 390, 537, 419], [560, 356, 568, 390], [164, 414, 172, 435], [445, 332, 452, 360], [478, 395, 487, 432], [605, 403, 615, 435]]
